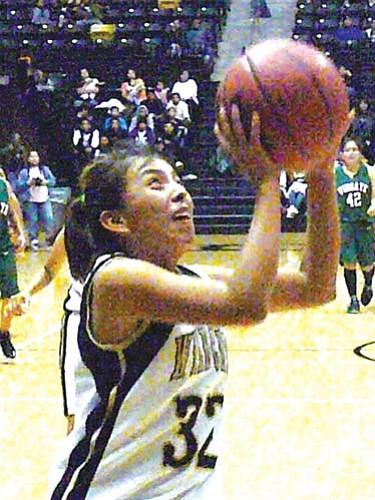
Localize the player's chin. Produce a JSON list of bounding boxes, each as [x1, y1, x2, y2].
[[172, 219, 195, 244]]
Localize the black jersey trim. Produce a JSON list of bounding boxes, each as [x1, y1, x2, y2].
[[51, 254, 183, 499], [59, 311, 70, 417]]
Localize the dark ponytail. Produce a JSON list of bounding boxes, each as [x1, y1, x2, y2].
[[64, 146, 162, 282]]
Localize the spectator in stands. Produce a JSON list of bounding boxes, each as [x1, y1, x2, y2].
[[153, 136, 177, 166], [95, 135, 112, 157], [140, 88, 165, 125], [103, 106, 128, 134], [75, 68, 104, 107], [186, 18, 207, 53], [128, 105, 154, 134], [185, 18, 215, 65], [164, 19, 185, 58], [17, 150, 56, 251], [154, 80, 169, 106], [105, 118, 128, 147], [72, 118, 100, 171], [171, 70, 200, 121], [166, 93, 191, 127], [75, 102, 94, 125], [335, 15, 365, 42], [159, 121, 185, 159], [31, 0, 53, 25], [128, 118, 155, 147], [121, 69, 147, 106], [34, 69, 55, 94], [284, 172, 308, 220]]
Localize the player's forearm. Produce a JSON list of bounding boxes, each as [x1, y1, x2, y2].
[[228, 175, 281, 317], [303, 168, 340, 301], [27, 266, 55, 296]]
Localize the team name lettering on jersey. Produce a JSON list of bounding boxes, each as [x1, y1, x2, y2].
[[170, 326, 228, 381], [337, 181, 369, 196], [0, 201, 9, 216]]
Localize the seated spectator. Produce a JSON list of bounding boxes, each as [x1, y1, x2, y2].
[[95, 135, 112, 157], [103, 106, 128, 134], [105, 118, 127, 146], [171, 70, 200, 121], [282, 172, 308, 220], [75, 68, 104, 107], [154, 80, 169, 106], [72, 118, 100, 172], [121, 69, 147, 106], [75, 102, 95, 125], [160, 121, 185, 157], [154, 136, 177, 165], [164, 19, 185, 58], [128, 105, 154, 134], [335, 15, 365, 42], [34, 69, 55, 94], [166, 93, 191, 127], [164, 107, 189, 141], [186, 18, 207, 53], [128, 118, 155, 147], [32, 0, 52, 25], [185, 18, 215, 65], [140, 88, 165, 124], [17, 150, 56, 250]]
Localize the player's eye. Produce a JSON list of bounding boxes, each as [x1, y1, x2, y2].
[[147, 177, 163, 189]]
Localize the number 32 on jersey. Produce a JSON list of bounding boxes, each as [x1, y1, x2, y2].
[[163, 394, 224, 469]]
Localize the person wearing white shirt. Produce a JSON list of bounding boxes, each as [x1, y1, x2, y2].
[[171, 70, 200, 121], [166, 93, 191, 126], [76, 68, 104, 105], [171, 70, 199, 105]]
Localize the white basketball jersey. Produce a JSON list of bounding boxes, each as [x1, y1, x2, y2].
[[49, 255, 228, 499], [60, 279, 84, 416]]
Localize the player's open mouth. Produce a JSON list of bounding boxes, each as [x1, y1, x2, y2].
[[173, 213, 192, 221]]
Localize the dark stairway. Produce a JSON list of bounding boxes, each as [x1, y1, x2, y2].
[[184, 177, 256, 235]]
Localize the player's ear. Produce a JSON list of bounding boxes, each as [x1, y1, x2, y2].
[[99, 210, 129, 234]]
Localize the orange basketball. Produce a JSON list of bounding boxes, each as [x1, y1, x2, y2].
[[215, 39, 349, 172]]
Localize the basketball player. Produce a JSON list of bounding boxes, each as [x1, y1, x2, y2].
[[335, 138, 375, 313], [12, 228, 82, 433], [0, 173, 26, 358], [47, 108, 345, 499]]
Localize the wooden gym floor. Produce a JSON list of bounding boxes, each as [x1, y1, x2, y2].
[[1, 234, 375, 500]]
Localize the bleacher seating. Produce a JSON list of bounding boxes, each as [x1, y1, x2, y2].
[[0, 0, 373, 236]]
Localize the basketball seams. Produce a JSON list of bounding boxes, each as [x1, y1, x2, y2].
[[283, 46, 335, 143], [244, 51, 310, 164], [215, 40, 349, 173]]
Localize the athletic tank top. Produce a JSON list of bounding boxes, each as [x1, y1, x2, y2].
[[63, 279, 84, 314], [49, 254, 228, 499], [336, 163, 373, 223], [0, 179, 12, 253]]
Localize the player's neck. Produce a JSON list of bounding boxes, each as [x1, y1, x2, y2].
[[343, 163, 360, 177]]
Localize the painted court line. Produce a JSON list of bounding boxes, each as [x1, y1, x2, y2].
[[17, 327, 58, 349]]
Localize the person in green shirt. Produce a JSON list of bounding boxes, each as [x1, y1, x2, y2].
[[335, 138, 375, 313], [0, 168, 26, 357]]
